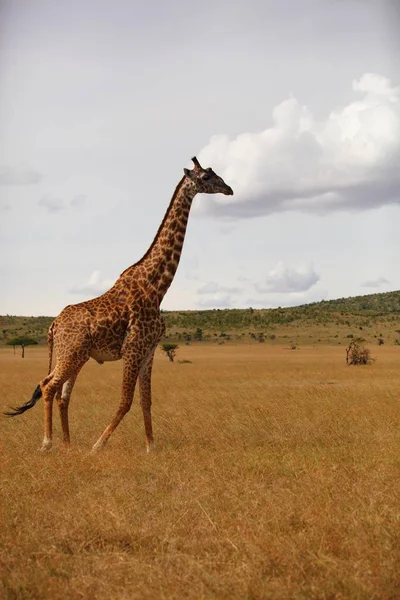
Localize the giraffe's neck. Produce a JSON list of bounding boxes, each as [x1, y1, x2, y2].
[[120, 176, 197, 305]]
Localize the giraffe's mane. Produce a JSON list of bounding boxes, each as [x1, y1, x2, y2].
[[119, 175, 186, 277]]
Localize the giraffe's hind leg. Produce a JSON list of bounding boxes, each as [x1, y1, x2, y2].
[[56, 373, 79, 444], [41, 375, 59, 452], [41, 360, 88, 451]]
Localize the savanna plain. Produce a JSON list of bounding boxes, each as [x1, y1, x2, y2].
[[1, 343, 399, 600]]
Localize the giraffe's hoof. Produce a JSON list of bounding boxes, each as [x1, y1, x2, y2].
[[91, 440, 106, 453], [40, 440, 52, 452], [146, 441, 154, 454]]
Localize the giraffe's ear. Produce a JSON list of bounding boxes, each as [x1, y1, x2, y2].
[[184, 168, 194, 179]]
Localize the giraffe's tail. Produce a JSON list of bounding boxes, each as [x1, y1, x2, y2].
[[3, 384, 42, 417], [47, 321, 55, 375], [4, 322, 55, 418]]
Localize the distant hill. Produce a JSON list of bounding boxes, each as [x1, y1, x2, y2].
[[162, 290, 400, 329], [1, 290, 400, 347]]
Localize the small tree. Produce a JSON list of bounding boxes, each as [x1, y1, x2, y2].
[[160, 343, 179, 363], [346, 338, 372, 365], [193, 328, 203, 341], [7, 337, 38, 358]]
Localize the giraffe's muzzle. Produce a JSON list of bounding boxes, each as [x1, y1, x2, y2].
[[224, 185, 234, 196]]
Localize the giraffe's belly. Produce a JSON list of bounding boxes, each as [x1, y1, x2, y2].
[[89, 349, 121, 364]]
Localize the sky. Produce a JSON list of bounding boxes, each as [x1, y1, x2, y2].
[[0, 0, 399, 316]]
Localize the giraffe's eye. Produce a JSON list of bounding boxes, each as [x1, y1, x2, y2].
[[202, 172, 212, 181]]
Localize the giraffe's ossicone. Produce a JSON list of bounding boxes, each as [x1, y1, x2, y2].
[[4, 157, 233, 453]]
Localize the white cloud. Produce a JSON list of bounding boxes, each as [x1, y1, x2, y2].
[[197, 281, 219, 294], [255, 262, 320, 294], [0, 164, 42, 186], [38, 194, 87, 213], [196, 281, 242, 309], [197, 281, 241, 295], [38, 195, 65, 213], [70, 194, 87, 208], [361, 276, 390, 288], [198, 73, 400, 218], [69, 270, 115, 296], [197, 295, 234, 309], [245, 289, 327, 309]]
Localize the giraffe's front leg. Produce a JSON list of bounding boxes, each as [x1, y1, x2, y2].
[[139, 350, 156, 453], [91, 353, 140, 453]]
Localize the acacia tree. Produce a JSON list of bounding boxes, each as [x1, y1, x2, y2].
[[7, 337, 38, 358], [345, 338, 372, 365], [160, 343, 179, 363]]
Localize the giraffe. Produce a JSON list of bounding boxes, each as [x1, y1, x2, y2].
[[4, 157, 233, 452]]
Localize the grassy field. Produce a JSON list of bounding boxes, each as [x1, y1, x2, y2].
[[1, 344, 399, 599]]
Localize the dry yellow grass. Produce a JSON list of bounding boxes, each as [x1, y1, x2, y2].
[[1, 344, 399, 599]]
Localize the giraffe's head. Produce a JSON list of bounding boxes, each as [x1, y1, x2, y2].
[[184, 157, 234, 196]]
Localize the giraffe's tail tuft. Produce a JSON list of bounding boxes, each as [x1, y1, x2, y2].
[[3, 384, 42, 417]]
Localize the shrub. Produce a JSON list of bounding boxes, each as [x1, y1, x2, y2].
[[193, 328, 203, 341], [346, 338, 372, 365], [160, 343, 179, 363]]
